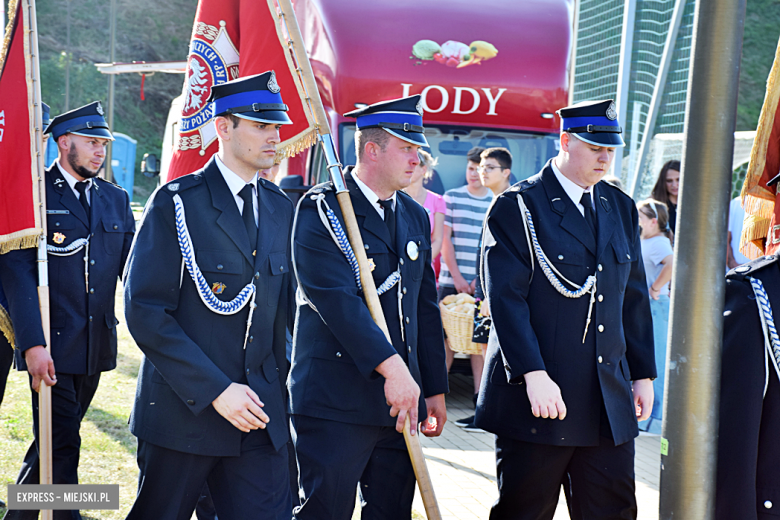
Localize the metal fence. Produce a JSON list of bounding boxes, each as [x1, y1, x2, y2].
[[571, 0, 697, 189]]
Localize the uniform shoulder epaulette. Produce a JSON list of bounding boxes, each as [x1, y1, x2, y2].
[[258, 178, 290, 200], [93, 176, 122, 190], [727, 254, 780, 281], [306, 181, 334, 197], [508, 177, 538, 195], [161, 172, 204, 195]]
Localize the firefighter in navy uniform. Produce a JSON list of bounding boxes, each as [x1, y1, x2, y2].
[[0, 101, 135, 520], [716, 255, 780, 520], [123, 72, 295, 520], [290, 95, 449, 519], [475, 100, 656, 520]]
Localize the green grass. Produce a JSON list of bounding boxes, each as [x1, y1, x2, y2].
[[0, 285, 140, 519], [0, 286, 426, 519]]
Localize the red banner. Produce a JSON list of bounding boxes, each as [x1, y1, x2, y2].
[[0, 0, 42, 253], [741, 37, 780, 259], [166, 0, 317, 181]]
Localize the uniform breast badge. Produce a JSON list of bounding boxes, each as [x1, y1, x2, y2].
[[368, 258, 376, 272], [53, 232, 66, 244], [212, 282, 226, 295], [406, 241, 419, 261]]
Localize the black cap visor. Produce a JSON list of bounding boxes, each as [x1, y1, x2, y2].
[[69, 127, 115, 141], [232, 110, 293, 125], [570, 131, 624, 148], [384, 128, 428, 147]]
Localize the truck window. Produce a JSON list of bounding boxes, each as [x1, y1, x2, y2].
[[340, 124, 559, 192]]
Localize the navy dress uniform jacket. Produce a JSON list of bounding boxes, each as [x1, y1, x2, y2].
[[124, 159, 293, 456], [716, 256, 780, 520], [475, 162, 656, 447], [0, 163, 135, 375], [289, 171, 448, 426]]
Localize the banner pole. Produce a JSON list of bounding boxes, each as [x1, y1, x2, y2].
[[27, 1, 54, 515], [276, 1, 442, 518]]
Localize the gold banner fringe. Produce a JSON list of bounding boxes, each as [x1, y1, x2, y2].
[[740, 35, 780, 258], [276, 127, 318, 161], [0, 231, 40, 254], [0, 0, 19, 74], [0, 304, 16, 349]]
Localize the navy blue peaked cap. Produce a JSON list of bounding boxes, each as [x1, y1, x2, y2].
[[42, 102, 51, 127], [344, 95, 428, 147], [45, 101, 114, 141], [557, 99, 624, 147], [208, 71, 292, 125]]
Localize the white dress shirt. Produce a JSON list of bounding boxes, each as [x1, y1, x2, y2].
[[551, 159, 594, 217], [215, 156, 258, 225], [56, 161, 92, 204], [352, 172, 396, 221]]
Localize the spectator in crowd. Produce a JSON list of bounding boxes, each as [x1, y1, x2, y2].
[[463, 147, 513, 433], [439, 146, 492, 420], [260, 161, 281, 182], [405, 150, 445, 281], [637, 199, 674, 434], [727, 196, 750, 270], [650, 160, 681, 234]]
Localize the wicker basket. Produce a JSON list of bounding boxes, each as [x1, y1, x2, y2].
[[440, 299, 482, 355]]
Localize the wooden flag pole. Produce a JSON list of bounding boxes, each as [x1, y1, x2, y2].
[[276, 1, 442, 518], [27, 0, 54, 515]]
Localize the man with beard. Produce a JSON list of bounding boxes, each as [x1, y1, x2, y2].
[[123, 72, 295, 519], [0, 101, 135, 520]]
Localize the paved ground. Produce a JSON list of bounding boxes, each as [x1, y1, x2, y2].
[[412, 374, 661, 519]]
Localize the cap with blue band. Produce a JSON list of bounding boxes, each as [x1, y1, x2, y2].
[[208, 71, 293, 125], [557, 99, 625, 147], [345, 95, 428, 147], [44, 101, 114, 141]]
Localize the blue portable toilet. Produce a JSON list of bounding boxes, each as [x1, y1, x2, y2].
[[44, 132, 136, 201], [110, 133, 137, 200]]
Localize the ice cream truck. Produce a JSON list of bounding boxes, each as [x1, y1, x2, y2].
[[284, 0, 574, 190]]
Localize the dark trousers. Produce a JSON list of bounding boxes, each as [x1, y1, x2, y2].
[[0, 333, 12, 408], [490, 435, 637, 520], [291, 414, 416, 520], [126, 429, 291, 520], [3, 372, 101, 520]]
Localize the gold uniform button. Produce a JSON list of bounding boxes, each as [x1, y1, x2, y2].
[[255, 272, 260, 279], [402, 287, 407, 294], [597, 264, 603, 272], [405, 317, 410, 324], [558, 255, 564, 260], [598, 295, 603, 302], [336, 352, 342, 358], [598, 325, 604, 332], [400, 258, 405, 265], [89, 288, 95, 294], [113, 225, 118, 230], [598, 356, 603, 363]]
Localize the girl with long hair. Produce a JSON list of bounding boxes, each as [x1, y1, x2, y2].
[[636, 199, 674, 434], [404, 150, 445, 280], [650, 160, 680, 233]]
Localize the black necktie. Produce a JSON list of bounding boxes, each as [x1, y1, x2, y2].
[[378, 199, 396, 245], [580, 191, 597, 238], [239, 184, 258, 254], [75, 181, 90, 224]]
